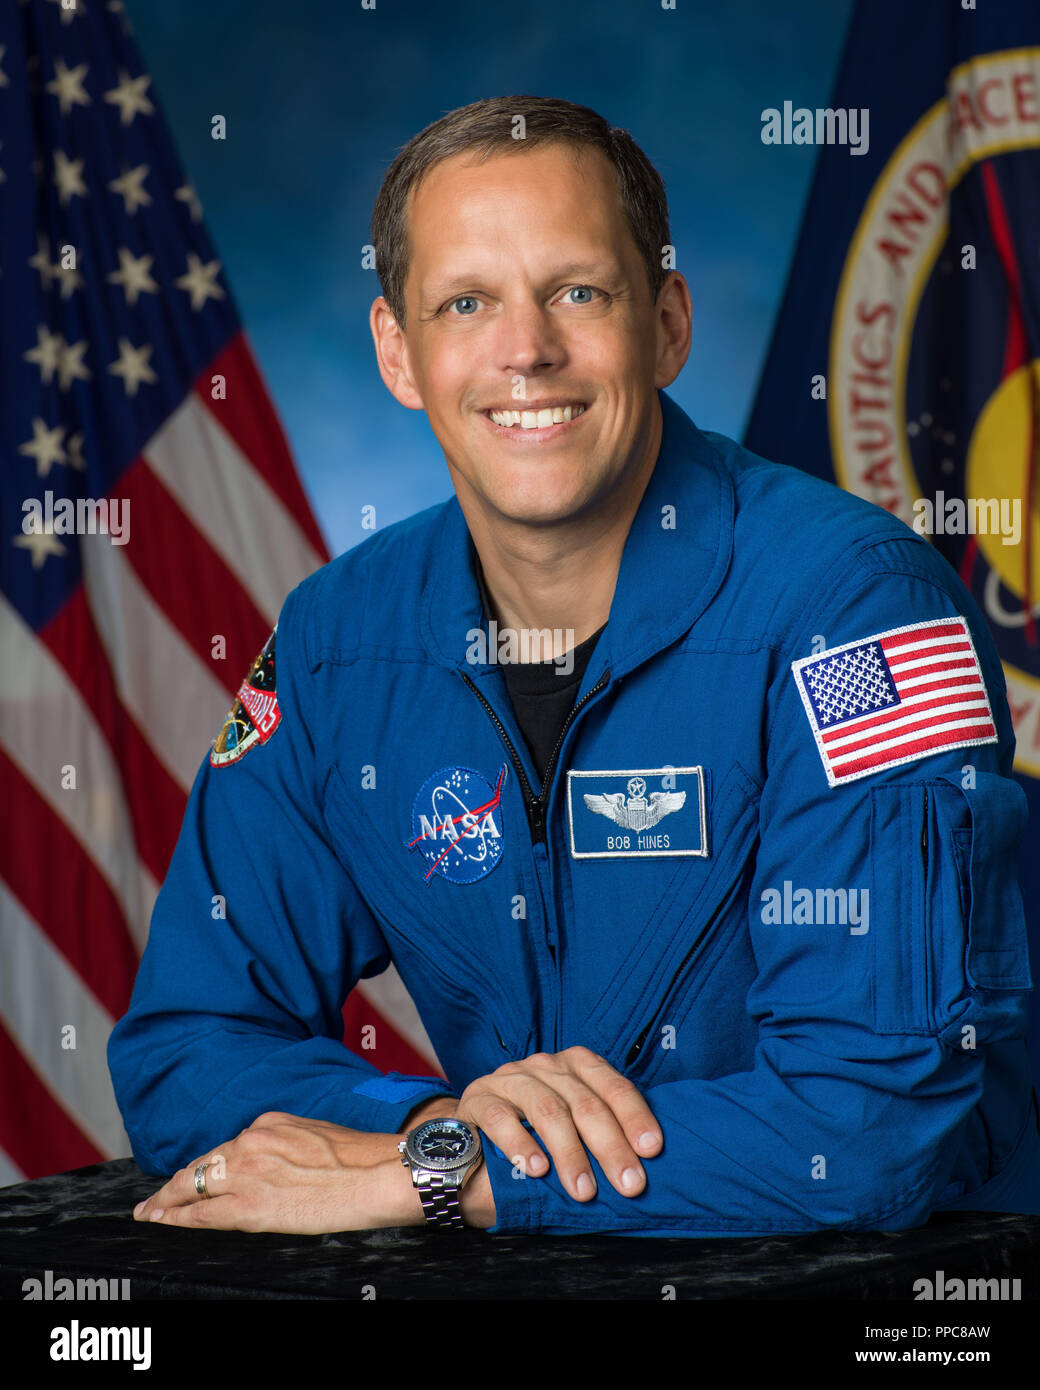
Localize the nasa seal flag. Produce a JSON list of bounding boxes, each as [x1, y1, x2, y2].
[[210, 627, 282, 767], [743, 5, 1040, 999], [407, 764, 508, 884]]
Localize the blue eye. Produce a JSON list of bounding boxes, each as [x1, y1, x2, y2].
[[565, 286, 597, 304], [450, 296, 479, 315]]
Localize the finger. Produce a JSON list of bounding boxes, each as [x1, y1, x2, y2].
[[525, 1049, 661, 1198], [133, 1152, 228, 1220], [547, 1077, 646, 1197], [491, 1072, 602, 1202], [567, 1047, 664, 1156], [146, 1194, 253, 1231], [456, 1090, 551, 1180]]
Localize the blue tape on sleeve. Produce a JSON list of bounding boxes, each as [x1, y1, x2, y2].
[[351, 1074, 450, 1104]]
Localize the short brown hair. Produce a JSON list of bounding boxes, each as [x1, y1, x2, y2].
[[371, 95, 672, 328]]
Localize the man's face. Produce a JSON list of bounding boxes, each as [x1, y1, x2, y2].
[[379, 142, 684, 528]]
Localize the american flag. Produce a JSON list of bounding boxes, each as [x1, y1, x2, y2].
[[792, 616, 997, 786], [0, 0, 439, 1186]]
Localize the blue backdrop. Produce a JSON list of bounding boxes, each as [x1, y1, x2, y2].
[[124, 0, 853, 553]]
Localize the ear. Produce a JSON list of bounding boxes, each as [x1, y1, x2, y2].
[[652, 271, 693, 389], [369, 296, 425, 410]]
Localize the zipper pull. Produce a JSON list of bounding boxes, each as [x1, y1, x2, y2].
[[530, 797, 545, 839], [626, 1022, 652, 1067]]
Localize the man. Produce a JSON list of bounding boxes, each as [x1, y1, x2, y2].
[[110, 96, 1040, 1236]]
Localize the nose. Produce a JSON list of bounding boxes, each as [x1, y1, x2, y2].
[[493, 295, 566, 378]]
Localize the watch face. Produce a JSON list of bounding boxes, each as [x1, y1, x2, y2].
[[409, 1118, 477, 1169]]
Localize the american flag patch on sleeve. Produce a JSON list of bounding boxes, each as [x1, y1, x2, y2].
[[791, 616, 997, 786]]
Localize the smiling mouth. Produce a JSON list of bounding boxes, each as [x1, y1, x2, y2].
[[485, 403, 587, 430]]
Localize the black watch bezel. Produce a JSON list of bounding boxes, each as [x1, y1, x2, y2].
[[403, 1117, 481, 1172]]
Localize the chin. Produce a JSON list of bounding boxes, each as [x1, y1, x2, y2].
[[493, 470, 591, 513]]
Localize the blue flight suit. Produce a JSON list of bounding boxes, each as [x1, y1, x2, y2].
[[108, 390, 1040, 1234]]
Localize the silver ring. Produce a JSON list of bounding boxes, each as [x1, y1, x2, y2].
[[193, 1161, 211, 1198]]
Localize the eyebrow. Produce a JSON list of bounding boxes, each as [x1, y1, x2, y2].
[[420, 261, 624, 306]]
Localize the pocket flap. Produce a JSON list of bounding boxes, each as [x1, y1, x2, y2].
[[937, 771, 1031, 991]]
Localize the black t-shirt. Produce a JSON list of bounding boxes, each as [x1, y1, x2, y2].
[[475, 561, 607, 786]]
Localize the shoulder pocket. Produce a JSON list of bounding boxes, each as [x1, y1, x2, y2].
[[870, 772, 1031, 1044]]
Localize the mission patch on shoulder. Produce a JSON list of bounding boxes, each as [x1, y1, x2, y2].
[[210, 626, 282, 768]]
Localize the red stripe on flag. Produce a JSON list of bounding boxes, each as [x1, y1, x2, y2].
[[0, 749, 139, 1018], [880, 621, 969, 649], [821, 685, 986, 743], [887, 655, 981, 680], [880, 674, 983, 701], [884, 642, 972, 669], [0, 1020, 106, 1179], [117, 457, 276, 677], [41, 589, 187, 882], [834, 721, 997, 779], [824, 705, 993, 759], [196, 334, 330, 563], [341, 993, 444, 1082]]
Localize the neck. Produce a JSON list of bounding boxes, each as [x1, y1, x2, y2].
[[458, 404, 662, 662]]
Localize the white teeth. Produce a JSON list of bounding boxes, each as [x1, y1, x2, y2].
[[488, 404, 586, 429]]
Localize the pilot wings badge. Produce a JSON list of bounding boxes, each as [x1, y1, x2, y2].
[[584, 778, 686, 831], [567, 767, 708, 859]]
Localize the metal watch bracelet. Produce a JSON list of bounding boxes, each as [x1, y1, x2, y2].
[[415, 1171, 466, 1228]]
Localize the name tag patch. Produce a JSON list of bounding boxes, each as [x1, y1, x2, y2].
[[566, 766, 708, 859]]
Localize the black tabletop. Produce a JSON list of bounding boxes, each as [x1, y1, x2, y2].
[[1, 1157, 1038, 1301]]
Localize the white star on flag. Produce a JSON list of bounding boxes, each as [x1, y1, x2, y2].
[[13, 521, 68, 571], [23, 326, 65, 385], [53, 256, 86, 300], [47, 0, 87, 25], [103, 68, 154, 125], [107, 336, 158, 396], [28, 234, 58, 288], [106, 248, 159, 306], [108, 163, 151, 214], [53, 149, 88, 205], [175, 183, 203, 223], [176, 253, 226, 310], [18, 418, 68, 478], [46, 59, 91, 116], [57, 339, 92, 392], [66, 433, 88, 471]]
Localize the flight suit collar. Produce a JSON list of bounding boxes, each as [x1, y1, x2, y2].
[[419, 389, 735, 690]]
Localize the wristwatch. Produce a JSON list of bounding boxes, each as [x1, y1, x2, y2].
[[398, 1117, 483, 1229]]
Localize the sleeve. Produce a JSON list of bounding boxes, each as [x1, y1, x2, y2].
[[481, 536, 1034, 1235], [106, 581, 455, 1177]]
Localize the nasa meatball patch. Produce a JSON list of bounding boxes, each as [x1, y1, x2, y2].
[[210, 627, 282, 768], [407, 764, 507, 884]]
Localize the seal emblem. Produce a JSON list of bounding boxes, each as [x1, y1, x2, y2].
[[828, 48, 1040, 776]]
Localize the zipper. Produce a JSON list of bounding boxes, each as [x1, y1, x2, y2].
[[460, 664, 611, 1056], [460, 667, 610, 845], [624, 870, 744, 1068]]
